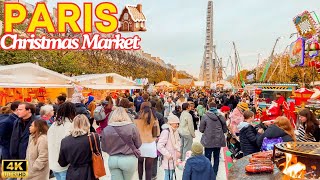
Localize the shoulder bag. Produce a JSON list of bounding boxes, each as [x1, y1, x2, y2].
[[112, 126, 141, 158], [152, 120, 159, 137], [88, 133, 106, 178], [215, 113, 227, 133]]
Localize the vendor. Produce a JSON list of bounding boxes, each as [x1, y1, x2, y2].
[[275, 93, 285, 107]]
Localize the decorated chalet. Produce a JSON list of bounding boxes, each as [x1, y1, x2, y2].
[[119, 4, 147, 32]]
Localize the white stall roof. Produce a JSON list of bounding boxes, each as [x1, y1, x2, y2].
[[73, 73, 141, 90], [0, 63, 74, 88], [194, 81, 205, 87]]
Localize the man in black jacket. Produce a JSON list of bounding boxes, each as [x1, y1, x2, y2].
[[10, 102, 36, 159], [0, 101, 20, 160]]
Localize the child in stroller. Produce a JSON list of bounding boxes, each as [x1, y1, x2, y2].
[[226, 129, 243, 159]]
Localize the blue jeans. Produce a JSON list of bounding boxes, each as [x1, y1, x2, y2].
[[164, 169, 175, 180], [204, 147, 220, 175], [53, 170, 67, 180]]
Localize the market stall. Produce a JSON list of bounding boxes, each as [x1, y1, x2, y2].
[[73, 73, 142, 101], [154, 81, 176, 90], [210, 80, 233, 90], [0, 63, 74, 106]]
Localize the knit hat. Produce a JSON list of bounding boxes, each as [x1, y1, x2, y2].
[[167, 114, 179, 124], [191, 142, 203, 156], [220, 106, 230, 112], [237, 102, 249, 111]]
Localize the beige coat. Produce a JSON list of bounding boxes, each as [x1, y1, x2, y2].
[[26, 134, 49, 180]]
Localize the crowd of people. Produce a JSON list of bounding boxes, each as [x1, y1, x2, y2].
[[0, 89, 319, 180]]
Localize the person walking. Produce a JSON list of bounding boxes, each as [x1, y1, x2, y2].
[[85, 95, 96, 132], [101, 107, 142, 180], [199, 102, 227, 177], [163, 97, 175, 119], [48, 102, 76, 180], [0, 101, 20, 160], [134, 105, 160, 180], [157, 115, 181, 180], [178, 103, 195, 161], [26, 120, 49, 180], [58, 114, 99, 180], [182, 142, 215, 180], [10, 102, 36, 160]]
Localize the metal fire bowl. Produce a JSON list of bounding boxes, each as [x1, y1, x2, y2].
[[274, 142, 320, 160]]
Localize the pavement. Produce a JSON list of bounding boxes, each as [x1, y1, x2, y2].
[[50, 130, 228, 180]]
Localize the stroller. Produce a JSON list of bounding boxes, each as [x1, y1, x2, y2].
[[226, 129, 243, 159]]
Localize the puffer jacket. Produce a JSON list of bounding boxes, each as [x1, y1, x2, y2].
[[238, 122, 260, 156], [157, 124, 181, 170], [199, 111, 227, 148], [182, 155, 215, 180]]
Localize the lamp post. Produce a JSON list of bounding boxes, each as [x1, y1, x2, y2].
[[259, 36, 283, 82]]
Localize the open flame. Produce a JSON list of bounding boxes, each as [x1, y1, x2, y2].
[[281, 143, 307, 178]]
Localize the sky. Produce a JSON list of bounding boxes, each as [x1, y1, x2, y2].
[[24, 0, 320, 78]]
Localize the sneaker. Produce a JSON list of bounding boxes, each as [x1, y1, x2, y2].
[[152, 177, 157, 180]]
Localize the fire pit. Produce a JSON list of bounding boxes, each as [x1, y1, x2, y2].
[[273, 142, 320, 179]]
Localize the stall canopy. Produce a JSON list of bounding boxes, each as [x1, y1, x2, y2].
[[73, 73, 143, 89], [177, 79, 194, 87], [0, 63, 74, 88], [155, 81, 175, 88], [210, 80, 233, 89], [194, 81, 205, 87]]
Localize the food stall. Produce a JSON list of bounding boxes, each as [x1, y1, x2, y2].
[[154, 81, 176, 91], [210, 80, 234, 90], [0, 63, 74, 106], [73, 73, 143, 101]]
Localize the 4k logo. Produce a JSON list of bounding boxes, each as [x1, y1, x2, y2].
[[1, 160, 28, 178]]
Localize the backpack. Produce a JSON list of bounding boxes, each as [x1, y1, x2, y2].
[[94, 105, 106, 122], [261, 137, 283, 151]]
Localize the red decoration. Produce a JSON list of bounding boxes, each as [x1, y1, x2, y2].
[[294, 88, 314, 106], [254, 88, 262, 95], [238, 88, 244, 94]]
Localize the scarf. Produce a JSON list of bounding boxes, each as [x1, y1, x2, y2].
[[168, 125, 180, 151], [209, 107, 218, 114]]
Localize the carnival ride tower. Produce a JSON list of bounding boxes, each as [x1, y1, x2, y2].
[[199, 0, 217, 86]]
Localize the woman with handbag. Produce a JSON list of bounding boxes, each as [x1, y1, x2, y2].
[[58, 114, 102, 180], [101, 107, 142, 180], [134, 105, 160, 180]]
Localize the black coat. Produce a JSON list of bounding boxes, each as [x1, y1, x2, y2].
[[239, 124, 260, 156], [10, 116, 35, 159], [0, 114, 17, 159], [257, 124, 294, 148], [189, 110, 199, 130], [59, 133, 100, 180]]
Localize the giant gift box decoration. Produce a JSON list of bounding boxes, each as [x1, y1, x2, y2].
[[294, 88, 314, 106]]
